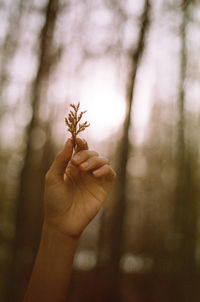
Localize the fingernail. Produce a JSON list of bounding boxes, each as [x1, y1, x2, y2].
[[73, 154, 80, 162], [81, 161, 88, 168], [93, 169, 100, 175]]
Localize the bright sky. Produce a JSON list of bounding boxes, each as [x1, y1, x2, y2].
[[78, 61, 155, 144], [79, 65, 126, 141], [1, 0, 200, 150]]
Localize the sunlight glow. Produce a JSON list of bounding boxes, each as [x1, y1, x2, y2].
[[80, 76, 126, 141]]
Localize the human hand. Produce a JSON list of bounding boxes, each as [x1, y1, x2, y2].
[[44, 138, 116, 238]]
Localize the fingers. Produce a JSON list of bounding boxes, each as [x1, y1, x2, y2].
[[66, 138, 93, 180], [45, 137, 116, 185], [71, 147, 116, 181], [93, 164, 117, 181], [46, 139, 73, 182], [71, 150, 99, 165], [79, 156, 109, 171]]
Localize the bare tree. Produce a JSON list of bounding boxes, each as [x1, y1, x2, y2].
[[0, 0, 26, 109], [105, 1, 151, 301], [174, 0, 197, 272], [6, 1, 61, 301]]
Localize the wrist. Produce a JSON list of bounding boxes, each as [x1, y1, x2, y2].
[[24, 221, 79, 302], [42, 222, 79, 248]]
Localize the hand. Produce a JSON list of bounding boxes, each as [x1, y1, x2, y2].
[[44, 138, 116, 238]]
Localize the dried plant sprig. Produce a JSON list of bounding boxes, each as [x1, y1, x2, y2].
[[65, 102, 90, 149]]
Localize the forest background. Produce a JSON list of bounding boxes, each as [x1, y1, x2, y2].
[[0, 0, 200, 301]]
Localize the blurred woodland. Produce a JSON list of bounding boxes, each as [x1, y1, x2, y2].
[[1, 0, 200, 301]]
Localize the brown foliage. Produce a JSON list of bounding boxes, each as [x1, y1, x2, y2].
[[65, 102, 90, 148]]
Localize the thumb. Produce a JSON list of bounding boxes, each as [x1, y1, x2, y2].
[[75, 137, 88, 152], [48, 139, 73, 181]]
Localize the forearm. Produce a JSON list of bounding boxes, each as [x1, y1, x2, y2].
[[23, 223, 78, 302]]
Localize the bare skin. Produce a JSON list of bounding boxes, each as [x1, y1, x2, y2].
[[23, 137, 116, 302]]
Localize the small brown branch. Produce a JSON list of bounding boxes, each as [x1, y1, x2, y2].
[[65, 102, 90, 149]]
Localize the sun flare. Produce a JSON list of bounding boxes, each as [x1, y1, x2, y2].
[[81, 80, 126, 141]]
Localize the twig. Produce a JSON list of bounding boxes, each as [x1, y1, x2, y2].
[[65, 102, 90, 149]]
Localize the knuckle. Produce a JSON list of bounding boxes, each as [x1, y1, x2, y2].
[[99, 156, 110, 165], [79, 150, 98, 159], [89, 156, 105, 166], [90, 151, 99, 157]]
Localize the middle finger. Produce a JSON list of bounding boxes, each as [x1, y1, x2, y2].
[[79, 156, 109, 171]]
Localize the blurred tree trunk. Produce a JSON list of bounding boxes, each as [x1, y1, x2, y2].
[[6, 1, 60, 301], [105, 1, 151, 301], [0, 0, 26, 108], [0, 0, 26, 242], [0, 3, 26, 299], [174, 0, 197, 271]]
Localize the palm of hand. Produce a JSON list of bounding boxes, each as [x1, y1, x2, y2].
[[45, 163, 112, 237], [44, 138, 116, 237]]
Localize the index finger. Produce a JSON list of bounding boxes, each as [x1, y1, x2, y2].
[[75, 137, 88, 152]]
